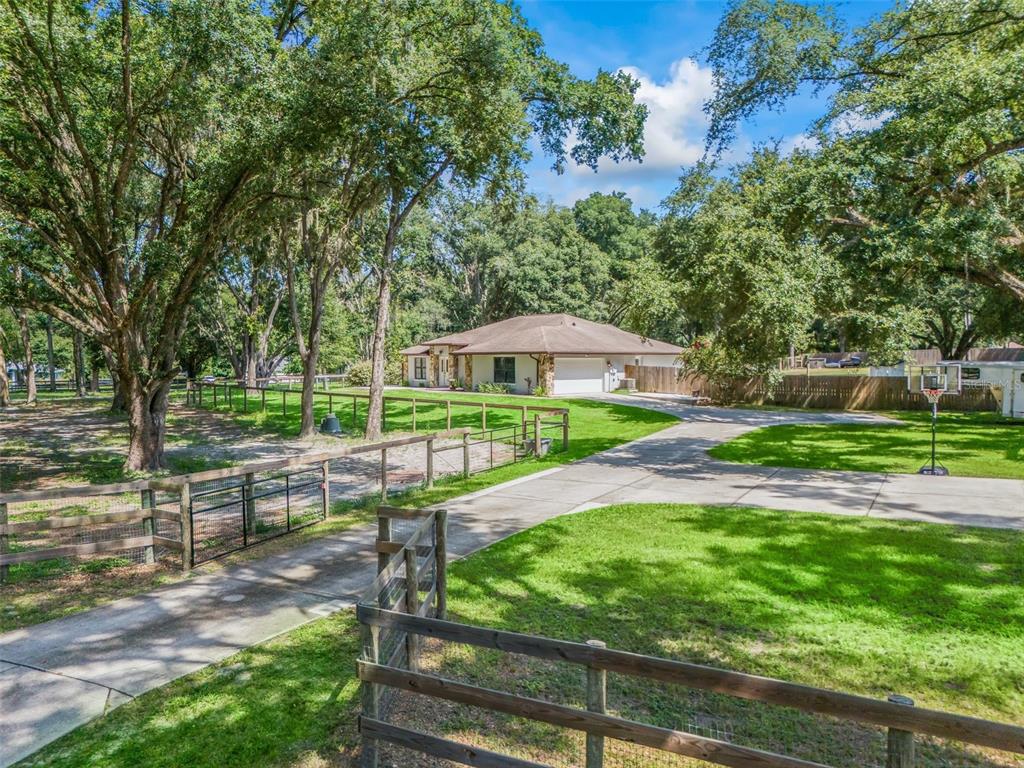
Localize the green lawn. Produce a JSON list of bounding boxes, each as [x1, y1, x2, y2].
[[25, 504, 1024, 767], [710, 411, 1024, 479]]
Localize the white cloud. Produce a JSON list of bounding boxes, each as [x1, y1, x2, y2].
[[778, 133, 820, 156], [570, 57, 715, 177], [832, 109, 891, 135]]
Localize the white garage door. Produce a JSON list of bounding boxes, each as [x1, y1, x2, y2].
[[553, 357, 604, 394]]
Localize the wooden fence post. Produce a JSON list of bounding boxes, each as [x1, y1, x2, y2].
[[887, 695, 916, 768], [282, 390, 287, 416], [435, 509, 447, 620], [360, 621, 381, 768], [562, 411, 569, 450], [213, 384, 217, 408], [481, 402, 487, 431], [426, 438, 434, 488], [382, 397, 387, 432], [321, 460, 330, 518], [462, 432, 470, 478], [227, 385, 233, 409], [352, 396, 358, 430], [445, 399, 451, 430], [521, 405, 528, 443], [0, 501, 8, 584], [244, 472, 256, 536], [179, 482, 193, 572], [198, 383, 203, 406], [404, 546, 420, 671], [377, 512, 392, 574], [586, 639, 607, 768], [140, 488, 156, 564], [243, 386, 247, 413], [412, 398, 417, 432], [380, 448, 388, 501], [534, 413, 541, 456], [261, 387, 265, 412]]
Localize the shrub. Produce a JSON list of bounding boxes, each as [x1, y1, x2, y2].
[[343, 359, 403, 387], [532, 386, 548, 397], [477, 381, 513, 394]]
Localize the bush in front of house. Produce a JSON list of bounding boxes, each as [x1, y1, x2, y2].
[[532, 386, 548, 397], [343, 360, 403, 387], [477, 382, 513, 394]]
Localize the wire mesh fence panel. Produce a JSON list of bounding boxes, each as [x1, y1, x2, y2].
[[188, 463, 327, 564], [4, 487, 182, 570]]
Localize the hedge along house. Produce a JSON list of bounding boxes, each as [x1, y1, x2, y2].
[[400, 314, 682, 395]]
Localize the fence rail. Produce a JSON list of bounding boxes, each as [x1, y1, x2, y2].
[[356, 570, 1024, 768], [624, 366, 1001, 412], [2, 401, 569, 578], [185, 381, 570, 440]]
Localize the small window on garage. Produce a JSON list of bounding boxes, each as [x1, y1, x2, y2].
[[493, 356, 515, 384], [962, 367, 981, 381], [414, 357, 426, 379]]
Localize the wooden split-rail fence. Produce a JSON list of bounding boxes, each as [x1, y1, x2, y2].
[[1, 410, 568, 579], [186, 380, 570, 442], [357, 510, 1024, 768]]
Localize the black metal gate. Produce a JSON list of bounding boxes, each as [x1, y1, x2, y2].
[[189, 466, 326, 566]]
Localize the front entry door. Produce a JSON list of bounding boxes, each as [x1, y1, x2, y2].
[[438, 353, 449, 388]]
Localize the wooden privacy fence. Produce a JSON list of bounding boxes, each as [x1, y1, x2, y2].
[[357, 549, 1024, 768], [624, 366, 1001, 412], [187, 381, 570, 441]]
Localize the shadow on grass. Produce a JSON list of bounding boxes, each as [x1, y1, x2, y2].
[[25, 612, 363, 768], [710, 412, 1024, 479]]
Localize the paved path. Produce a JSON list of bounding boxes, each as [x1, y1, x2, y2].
[[3, 400, 1022, 766]]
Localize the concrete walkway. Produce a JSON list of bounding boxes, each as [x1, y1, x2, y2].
[[2, 400, 1022, 766]]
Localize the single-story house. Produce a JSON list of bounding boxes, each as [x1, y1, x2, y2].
[[400, 313, 682, 395]]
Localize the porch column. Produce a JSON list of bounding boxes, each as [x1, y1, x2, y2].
[[428, 348, 439, 387], [463, 355, 473, 391], [538, 353, 555, 393], [401, 356, 409, 385]]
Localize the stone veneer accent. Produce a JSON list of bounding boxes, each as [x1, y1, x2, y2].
[[401, 356, 409, 384], [538, 353, 555, 393], [463, 355, 473, 390], [427, 347, 439, 387]]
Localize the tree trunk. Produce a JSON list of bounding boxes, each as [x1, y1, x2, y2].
[[0, 337, 10, 408], [73, 330, 86, 397], [46, 316, 56, 392], [365, 269, 392, 440], [104, 349, 127, 413], [123, 376, 171, 471], [298, 330, 321, 438], [245, 340, 258, 388], [90, 365, 100, 394], [17, 310, 36, 405]]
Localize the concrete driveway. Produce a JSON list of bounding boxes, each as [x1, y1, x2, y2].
[[3, 398, 1022, 766]]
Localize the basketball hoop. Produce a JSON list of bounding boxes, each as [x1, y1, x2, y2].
[[921, 387, 944, 405]]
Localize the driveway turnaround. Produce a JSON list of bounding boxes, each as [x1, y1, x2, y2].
[[3, 398, 1022, 766]]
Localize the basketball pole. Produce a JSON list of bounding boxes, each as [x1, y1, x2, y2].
[[929, 400, 937, 475]]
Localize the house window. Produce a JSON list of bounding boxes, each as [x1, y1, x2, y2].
[[493, 356, 515, 384], [414, 357, 426, 380]]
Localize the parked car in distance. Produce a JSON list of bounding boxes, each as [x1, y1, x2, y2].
[[824, 355, 862, 369]]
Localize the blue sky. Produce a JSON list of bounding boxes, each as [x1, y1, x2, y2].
[[518, 0, 893, 210]]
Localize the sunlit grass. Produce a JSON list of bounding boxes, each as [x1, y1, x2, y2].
[[710, 411, 1024, 479]]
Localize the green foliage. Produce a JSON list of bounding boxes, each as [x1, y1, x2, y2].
[[531, 386, 548, 397], [477, 381, 513, 394], [659, 154, 844, 375], [704, 0, 1024, 320], [343, 360, 401, 388]]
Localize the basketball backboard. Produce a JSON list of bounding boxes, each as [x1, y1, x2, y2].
[[907, 364, 962, 396]]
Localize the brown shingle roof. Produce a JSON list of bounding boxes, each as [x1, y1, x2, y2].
[[405, 314, 682, 356]]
